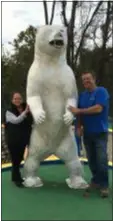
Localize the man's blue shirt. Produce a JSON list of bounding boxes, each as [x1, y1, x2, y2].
[[78, 87, 109, 134]]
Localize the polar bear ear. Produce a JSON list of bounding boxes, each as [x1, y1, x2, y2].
[[35, 25, 46, 35], [36, 25, 41, 34]]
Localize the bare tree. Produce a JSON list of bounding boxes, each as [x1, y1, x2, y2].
[[74, 1, 103, 66], [67, 1, 78, 70], [60, 1, 105, 74], [61, 1, 78, 70], [50, 1, 56, 25], [43, 0, 56, 25], [97, 1, 113, 84], [43, 1, 49, 24], [42, 1, 112, 82]]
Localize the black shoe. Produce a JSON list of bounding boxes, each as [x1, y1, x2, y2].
[[14, 181, 24, 188], [12, 177, 24, 183], [20, 178, 24, 183]]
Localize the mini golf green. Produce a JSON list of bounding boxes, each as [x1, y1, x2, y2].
[[2, 164, 112, 220]]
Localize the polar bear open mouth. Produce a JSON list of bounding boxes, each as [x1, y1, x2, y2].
[[49, 39, 64, 47]]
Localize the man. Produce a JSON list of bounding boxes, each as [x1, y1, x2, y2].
[[69, 72, 110, 197]]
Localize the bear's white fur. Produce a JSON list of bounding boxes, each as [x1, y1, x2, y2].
[[24, 25, 88, 189]]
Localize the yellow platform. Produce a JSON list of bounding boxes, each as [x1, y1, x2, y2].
[[2, 155, 113, 169]]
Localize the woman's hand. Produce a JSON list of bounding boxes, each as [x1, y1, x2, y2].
[[25, 105, 30, 114]]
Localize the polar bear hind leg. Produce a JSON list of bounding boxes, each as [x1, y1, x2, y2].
[[55, 132, 89, 189], [23, 153, 43, 188], [23, 129, 49, 188]]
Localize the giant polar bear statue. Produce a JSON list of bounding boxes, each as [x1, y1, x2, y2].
[[24, 25, 88, 189]]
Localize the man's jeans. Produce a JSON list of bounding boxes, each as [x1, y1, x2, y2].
[[83, 132, 108, 188]]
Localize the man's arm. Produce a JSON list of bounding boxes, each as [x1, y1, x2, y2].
[[82, 87, 109, 114], [69, 104, 103, 115], [69, 87, 109, 115], [80, 104, 103, 114]]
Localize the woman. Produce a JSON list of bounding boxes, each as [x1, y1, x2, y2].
[[4, 92, 33, 187]]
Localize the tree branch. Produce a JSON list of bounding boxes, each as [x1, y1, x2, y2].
[[68, 1, 78, 69], [74, 1, 103, 65], [97, 1, 112, 84], [43, 1, 49, 24], [49, 1, 56, 25], [69, 1, 78, 29], [61, 1, 68, 27], [101, 1, 111, 48]]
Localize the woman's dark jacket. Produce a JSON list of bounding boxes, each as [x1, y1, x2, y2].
[[4, 103, 33, 147]]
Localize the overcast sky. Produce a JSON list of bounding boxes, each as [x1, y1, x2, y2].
[[2, 1, 63, 51], [2, 1, 112, 53]]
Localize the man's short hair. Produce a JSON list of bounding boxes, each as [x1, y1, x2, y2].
[[81, 71, 96, 79]]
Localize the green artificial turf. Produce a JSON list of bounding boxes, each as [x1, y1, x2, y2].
[[2, 165, 112, 220]]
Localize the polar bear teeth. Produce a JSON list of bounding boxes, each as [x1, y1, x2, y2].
[[49, 39, 64, 46]]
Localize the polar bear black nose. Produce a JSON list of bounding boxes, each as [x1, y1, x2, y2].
[[58, 30, 64, 37], [59, 33, 62, 37]]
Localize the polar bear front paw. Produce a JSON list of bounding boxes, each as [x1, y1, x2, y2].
[[34, 109, 46, 124], [63, 111, 73, 126]]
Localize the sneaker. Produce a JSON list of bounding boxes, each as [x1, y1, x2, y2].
[[100, 188, 109, 198]]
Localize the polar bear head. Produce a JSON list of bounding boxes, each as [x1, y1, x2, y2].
[[35, 25, 67, 57]]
